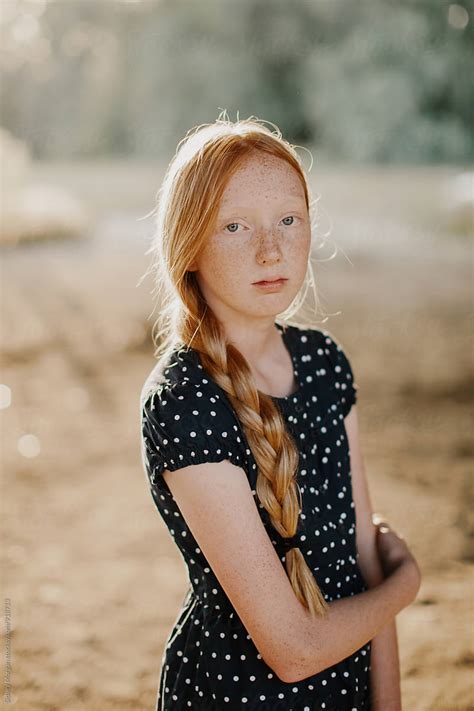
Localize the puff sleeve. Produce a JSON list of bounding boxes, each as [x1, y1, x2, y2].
[[322, 331, 359, 417], [141, 380, 247, 488]]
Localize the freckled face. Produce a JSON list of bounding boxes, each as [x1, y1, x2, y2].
[[189, 152, 312, 323]]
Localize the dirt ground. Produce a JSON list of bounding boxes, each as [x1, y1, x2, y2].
[[1, 162, 473, 710]]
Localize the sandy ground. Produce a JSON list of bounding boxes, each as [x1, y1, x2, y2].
[[1, 162, 473, 710]]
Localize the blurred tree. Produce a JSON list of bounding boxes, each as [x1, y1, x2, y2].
[[0, 0, 471, 163], [302, 0, 473, 163]]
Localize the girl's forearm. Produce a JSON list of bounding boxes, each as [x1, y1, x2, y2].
[[287, 561, 416, 683]]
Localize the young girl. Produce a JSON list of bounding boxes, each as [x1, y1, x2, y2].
[[139, 115, 421, 710]]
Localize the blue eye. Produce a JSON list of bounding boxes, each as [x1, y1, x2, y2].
[[224, 223, 240, 233], [282, 216, 295, 226]]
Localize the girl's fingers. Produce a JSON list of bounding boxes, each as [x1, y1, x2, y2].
[[372, 512, 405, 539], [372, 512, 389, 526]]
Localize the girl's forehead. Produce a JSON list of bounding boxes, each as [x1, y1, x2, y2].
[[229, 152, 296, 178], [219, 160, 305, 204], [217, 189, 306, 218]]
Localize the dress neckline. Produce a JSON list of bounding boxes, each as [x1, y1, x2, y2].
[[176, 321, 303, 403]]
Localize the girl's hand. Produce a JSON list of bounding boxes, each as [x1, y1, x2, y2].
[[372, 513, 421, 589]]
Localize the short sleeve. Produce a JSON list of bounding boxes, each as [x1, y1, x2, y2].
[[322, 331, 359, 417], [140, 380, 246, 487]]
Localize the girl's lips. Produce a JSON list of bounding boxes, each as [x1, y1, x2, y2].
[[253, 278, 287, 284], [252, 278, 288, 291]]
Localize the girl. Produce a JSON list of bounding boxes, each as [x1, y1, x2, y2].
[[140, 115, 421, 710]]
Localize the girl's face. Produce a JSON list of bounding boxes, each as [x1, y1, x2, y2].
[[189, 151, 312, 328]]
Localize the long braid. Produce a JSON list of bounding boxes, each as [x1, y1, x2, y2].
[[183, 306, 329, 618]]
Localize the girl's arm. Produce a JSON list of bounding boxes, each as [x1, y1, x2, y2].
[[161, 457, 420, 685], [344, 406, 402, 711]]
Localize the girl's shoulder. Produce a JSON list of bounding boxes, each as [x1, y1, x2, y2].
[[140, 342, 198, 399], [140, 347, 248, 485], [281, 321, 355, 370], [285, 322, 358, 417], [140, 344, 240, 434]]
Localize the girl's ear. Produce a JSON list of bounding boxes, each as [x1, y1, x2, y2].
[[187, 262, 198, 272]]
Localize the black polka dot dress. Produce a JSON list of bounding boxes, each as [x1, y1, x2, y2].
[[140, 322, 372, 710]]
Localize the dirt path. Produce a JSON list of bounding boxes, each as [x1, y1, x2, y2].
[[1, 165, 472, 710]]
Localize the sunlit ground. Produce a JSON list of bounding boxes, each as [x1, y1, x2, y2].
[[1, 160, 472, 710]]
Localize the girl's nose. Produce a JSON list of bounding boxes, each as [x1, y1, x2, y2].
[[256, 244, 282, 265], [255, 229, 282, 257]]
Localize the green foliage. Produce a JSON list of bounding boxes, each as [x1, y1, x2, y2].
[[1, 0, 472, 162]]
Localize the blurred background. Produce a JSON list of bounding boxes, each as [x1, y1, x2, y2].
[[1, 1, 472, 709]]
